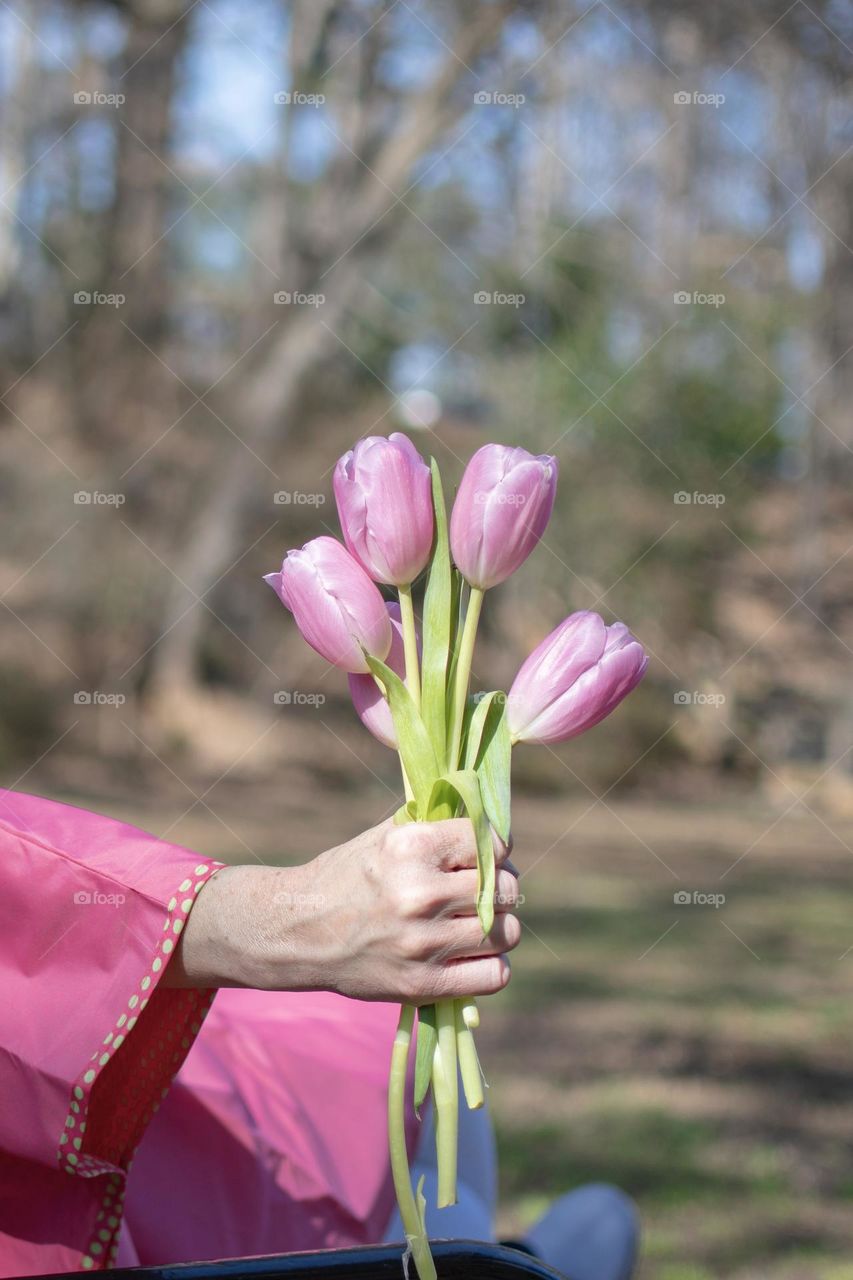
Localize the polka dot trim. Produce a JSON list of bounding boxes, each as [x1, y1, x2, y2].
[[54, 860, 224, 1270], [79, 1175, 125, 1270]]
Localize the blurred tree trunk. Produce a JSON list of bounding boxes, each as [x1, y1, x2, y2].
[[809, 121, 853, 775], [145, 3, 510, 702], [75, 0, 191, 446], [0, 8, 35, 295]]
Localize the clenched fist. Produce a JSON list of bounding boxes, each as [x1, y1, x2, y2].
[[165, 818, 521, 1003]]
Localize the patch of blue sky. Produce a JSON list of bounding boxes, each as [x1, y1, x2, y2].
[[175, 0, 285, 167]]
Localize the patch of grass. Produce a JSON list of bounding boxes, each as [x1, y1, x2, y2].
[[484, 797, 853, 1277]]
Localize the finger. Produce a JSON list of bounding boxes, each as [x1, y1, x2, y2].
[[433, 911, 522, 963], [421, 818, 479, 870], [417, 818, 513, 872], [504, 859, 520, 878], [431, 955, 511, 1000], [437, 868, 520, 916], [491, 827, 513, 865]]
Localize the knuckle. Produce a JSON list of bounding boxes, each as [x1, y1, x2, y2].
[[420, 925, 454, 967], [387, 823, 422, 860], [401, 924, 435, 963], [398, 968, 426, 1003], [429, 964, 458, 999], [393, 877, 427, 920], [437, 818, 475, 866]]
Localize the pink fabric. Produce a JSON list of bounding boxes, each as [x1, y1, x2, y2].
[[120, 990, 411, 1265], [0, 791, 416, 1276]]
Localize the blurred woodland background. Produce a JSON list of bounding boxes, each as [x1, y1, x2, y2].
[[2, 2, 853, 1276]]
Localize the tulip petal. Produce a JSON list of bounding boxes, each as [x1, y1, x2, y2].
[[334, 433, 433, 585], [506, 612, 606, 740], [450, 444, 558, 589], [348, 602, 410, 748], [507, 611, 647, 745], [269, 536, 391, 672], [521, 641, 647, 744]]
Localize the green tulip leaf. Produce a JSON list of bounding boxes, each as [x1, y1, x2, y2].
[[463, 691, 500, 771], [415, 1173, 428, 1237], [466, 693, 512, 845], [425, 776, 460, 822], [414, 1004, 438, 1110], [393, 799, 420, 825], [420, 461, 453, 769], [427, 768, 495, 934], [366, 654, 440, 818], [444, 568, 464, 720]]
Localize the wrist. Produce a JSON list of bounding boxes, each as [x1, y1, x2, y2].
[[167, 862, 309, 991]]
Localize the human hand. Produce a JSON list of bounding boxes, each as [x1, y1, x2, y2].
[[166, 818, 521, 1003]]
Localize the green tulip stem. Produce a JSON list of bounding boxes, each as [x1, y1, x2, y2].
[[460, 997, 480, 1029], [388, 1004, 436, 1280], [398, 582, 421, 712], [433, 998, 459, 1206], [454, 999, 484, 1109], [448, 585, 484, 768]]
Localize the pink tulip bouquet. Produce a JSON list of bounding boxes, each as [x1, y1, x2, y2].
[[265, 434, 647, 1279]]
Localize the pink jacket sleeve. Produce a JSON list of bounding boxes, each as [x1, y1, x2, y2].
[[0, 788, 225, 1273]]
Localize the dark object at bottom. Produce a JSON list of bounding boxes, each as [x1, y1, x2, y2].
[[499, 1241, 539, 1258], [23, 1241, 570, 1280]]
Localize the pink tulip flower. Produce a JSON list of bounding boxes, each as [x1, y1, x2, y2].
[[449, 444, 558, 590], [507, 611, 648, 745], [264, 536, 392, 674], [348, 603, 420, 748], [334, 434, 434, 586]]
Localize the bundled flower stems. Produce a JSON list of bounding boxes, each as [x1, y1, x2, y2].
[[265, 435, 648, 1280]]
